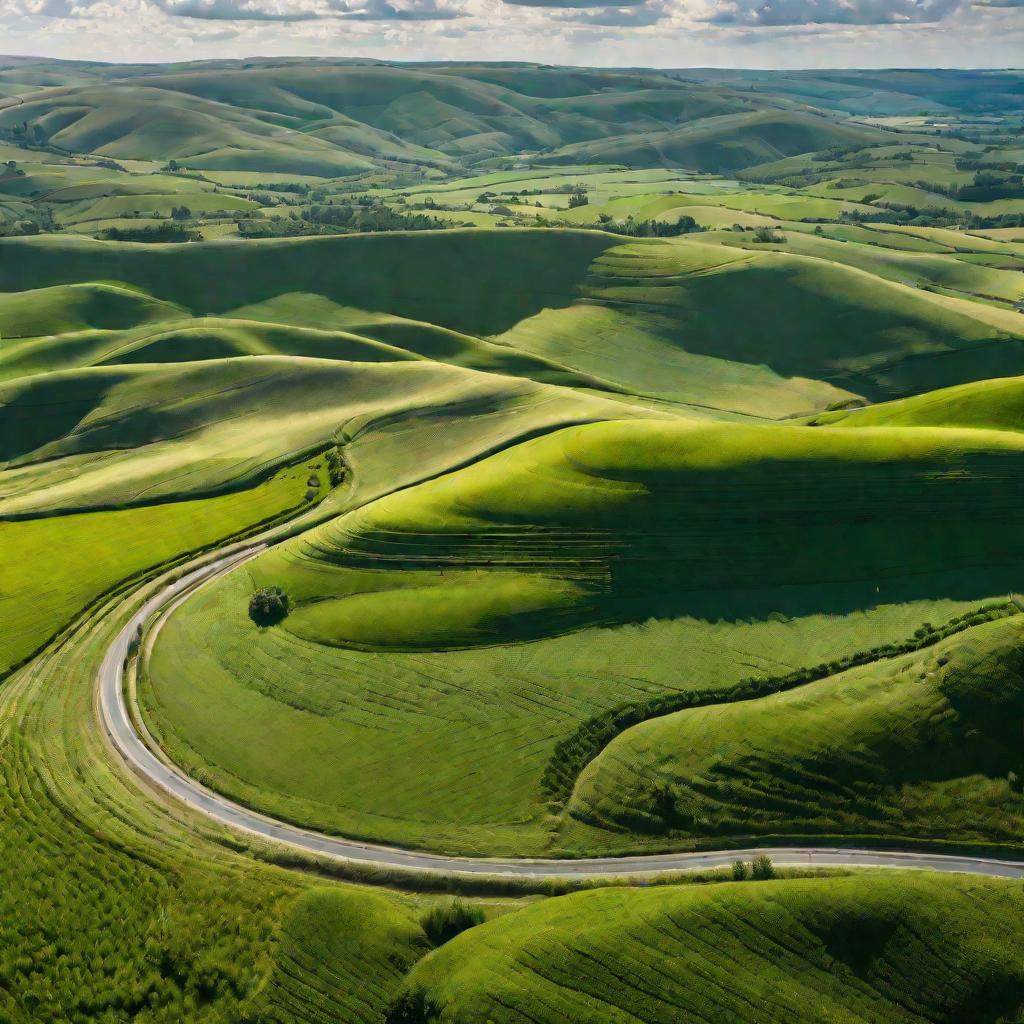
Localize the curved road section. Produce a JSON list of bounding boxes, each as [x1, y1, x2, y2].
[[100, 547, 1024, 881]]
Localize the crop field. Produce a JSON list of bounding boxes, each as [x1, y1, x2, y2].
[[2, 56, 1024, 1024]]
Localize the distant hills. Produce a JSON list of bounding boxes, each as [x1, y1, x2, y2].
[[5, 59, 1019, 176]]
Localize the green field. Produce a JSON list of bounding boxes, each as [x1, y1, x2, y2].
[[3, 56, 1024, 1024]]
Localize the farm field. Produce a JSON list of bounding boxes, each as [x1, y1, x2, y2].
[[2, 55, 1023, 1024]]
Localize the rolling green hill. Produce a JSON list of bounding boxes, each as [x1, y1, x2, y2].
[[400, 874, 1024, 1024], [4, 56, 1024, 1024], [250, 416, 1024, 651], [567, 613, 1024, 849]]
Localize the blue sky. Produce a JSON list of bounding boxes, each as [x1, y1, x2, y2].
[[1, 0, 1021, 67]]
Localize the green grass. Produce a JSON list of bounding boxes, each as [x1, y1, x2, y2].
[[140, 413, 1024, 855], [245, 417, 1024, 651], [253, 888, 428, 1024], [400, 873, 1024, 1024], [0, 282, 185, 338], [0, 355, 659, 517], [0, 230, 618, 338], [566, 614, 1024, 850], [0, 458, 314, 676], [817, 374, 1024, 432], [493, 237, 1024, 410]]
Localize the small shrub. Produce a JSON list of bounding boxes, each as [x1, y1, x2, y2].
[[248, 586, 290, 626], [386, 988, 441, 1024], [752, 226, 785, 243], [732, 859, 750, 881], [421, 899, 485, 947], [751, 855, 775, 880]]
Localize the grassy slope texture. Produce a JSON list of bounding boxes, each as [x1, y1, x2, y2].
[[248, 417, 1024, 649], [143, 413, 1024, 854], [401, 874, 1024, 1024], [566, 613, 1024, 851]]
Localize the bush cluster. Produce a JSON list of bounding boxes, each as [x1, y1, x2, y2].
[[420, 899, 485, 947], [248, 586, 290, 626], [98, 223, 200, 243], [325, 446, 347, 488]]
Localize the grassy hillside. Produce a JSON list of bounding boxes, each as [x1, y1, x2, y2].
[[536, 110, 888, 172], [0, 231, 617, 337], [5, 231, 1023, 419], [0, 355, 660, 516], [494, 237, 1024, 411], [141, 413, 1024, 854], [401, 874, 1024, 1024], [243, 417, 1024, 651], [0, 458, 315, 676], [254, 888, 428, 1024], [567, 614, 1024, 850], [815, 374, 1024, 432]]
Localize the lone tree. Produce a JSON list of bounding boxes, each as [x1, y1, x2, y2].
[[248, 586, 290, 626]]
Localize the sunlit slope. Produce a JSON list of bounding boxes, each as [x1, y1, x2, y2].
[[5, 232, 1022, 419], [0, 282, 186, 339], [0, 463, 312, 676], [0, 356, 661, 516], [711, 228, 1024, 306], [815, 374, 1024, 432], [568, 614, 1024, 849], [0, 84, 379, 176], [247, 417, 1024, 651], [0, 64, 777, 172], [401, 875, 1024, 1024], [494, 238, 1024, 410], [0, 313, 610, 391]]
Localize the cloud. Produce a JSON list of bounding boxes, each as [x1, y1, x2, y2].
[[149, 0, 462, 18], [15, 0, 102, 14], [503, 0, 646, 9], [556, 0, 664, 22], [151, 0, 320, 18], [330, 0, 463, 19], [701, 0, 960, 23]]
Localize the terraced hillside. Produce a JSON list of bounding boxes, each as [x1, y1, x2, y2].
[[3, 57, 1024, 1024]]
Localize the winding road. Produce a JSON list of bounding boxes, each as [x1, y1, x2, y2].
[[99, 543, 1024, 881]]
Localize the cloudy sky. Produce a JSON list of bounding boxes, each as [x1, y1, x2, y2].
[[1, 0, 1021, 67]]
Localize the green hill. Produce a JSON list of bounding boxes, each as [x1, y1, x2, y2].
[[536, 111, 888, 171], [249, 416, 1024, 651], [400, 874, 1024, 1024], [0, 355, 652, 517], [567, 613, 1024, 849]]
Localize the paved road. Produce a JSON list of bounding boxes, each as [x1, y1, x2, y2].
[[99, 547, 1024, 881]]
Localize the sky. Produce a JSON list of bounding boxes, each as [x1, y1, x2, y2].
[[0, 0, 1021, 68]]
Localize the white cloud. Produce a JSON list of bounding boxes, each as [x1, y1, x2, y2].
[[700, 0, 960, 24]]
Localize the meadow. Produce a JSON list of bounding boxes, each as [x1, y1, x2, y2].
[[2, 56, 1024, 1024]]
